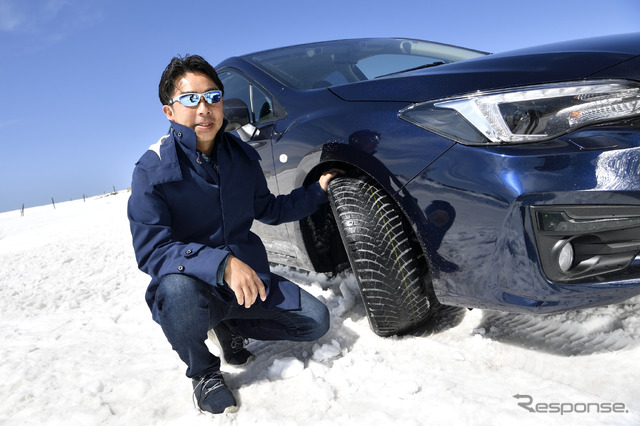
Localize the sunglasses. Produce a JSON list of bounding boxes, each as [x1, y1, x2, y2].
[[168, 90, 222, 107]]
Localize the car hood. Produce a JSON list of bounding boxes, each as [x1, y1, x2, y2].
[[329, 33, 640, 103]]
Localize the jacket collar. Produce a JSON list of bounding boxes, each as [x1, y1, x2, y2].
[[168, 121, 201, 155], [169, 120, 261, 161], [145, 120, 261, 185]]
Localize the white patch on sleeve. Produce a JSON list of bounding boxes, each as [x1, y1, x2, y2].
[[148, 135, 169, 160]]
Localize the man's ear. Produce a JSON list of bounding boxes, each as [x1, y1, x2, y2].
[[162, 104, 174, 121]]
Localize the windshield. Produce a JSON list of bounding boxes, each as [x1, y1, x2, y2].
[[244, 38, 486, 90]]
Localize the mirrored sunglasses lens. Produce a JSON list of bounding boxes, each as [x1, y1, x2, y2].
[[204, 91, 221, 104], [179, 93, 200, 106]]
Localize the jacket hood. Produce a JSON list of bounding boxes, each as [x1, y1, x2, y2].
[[329, 32, 640, 103]]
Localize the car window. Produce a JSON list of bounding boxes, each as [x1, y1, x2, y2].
[[219, 70, 278, 124], [246, 38, 487, 90], [357, 54, 444, 79]]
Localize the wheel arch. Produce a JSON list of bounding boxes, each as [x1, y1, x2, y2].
[[294, 141, 430, 276]]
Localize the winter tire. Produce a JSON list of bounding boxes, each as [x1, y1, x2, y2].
[[327, 174, 433, 336]]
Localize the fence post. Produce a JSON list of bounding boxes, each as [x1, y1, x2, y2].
[[51, 197, 56, 209]]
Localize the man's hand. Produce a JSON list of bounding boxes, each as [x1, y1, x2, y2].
[[318, 169, 344, 192], [223, 255, 267, 308]]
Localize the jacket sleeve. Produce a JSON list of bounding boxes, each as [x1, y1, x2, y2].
[[127, 164, 229, 286], [252, 160, 328, 225]]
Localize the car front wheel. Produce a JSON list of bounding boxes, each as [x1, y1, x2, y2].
[[327, 174, 433, 336]]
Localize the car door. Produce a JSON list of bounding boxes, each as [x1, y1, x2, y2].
[[218, 69, 299, 266]]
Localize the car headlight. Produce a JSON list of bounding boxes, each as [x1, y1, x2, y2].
[[399, 80, 640, 145]]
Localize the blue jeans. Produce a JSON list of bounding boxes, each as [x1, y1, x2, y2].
[[155, 274, 330, 378]]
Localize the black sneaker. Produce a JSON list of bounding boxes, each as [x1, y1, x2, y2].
[[192, 371, 238, 415], [208, 322, 255, 366]]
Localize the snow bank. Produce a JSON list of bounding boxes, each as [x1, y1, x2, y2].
[[0, 192, 638, 425]]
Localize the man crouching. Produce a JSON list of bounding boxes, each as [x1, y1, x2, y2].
[[128, 54, 338, 414]]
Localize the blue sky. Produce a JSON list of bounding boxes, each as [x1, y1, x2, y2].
[[0, 0, 639, 212]]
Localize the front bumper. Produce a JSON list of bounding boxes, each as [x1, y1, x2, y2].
[[403, 124, 640, 314]]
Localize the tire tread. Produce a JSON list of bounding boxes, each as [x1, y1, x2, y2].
[[328, 175, 432, 336]]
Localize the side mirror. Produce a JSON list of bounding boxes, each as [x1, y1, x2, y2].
[[223, 98, 251, 132]]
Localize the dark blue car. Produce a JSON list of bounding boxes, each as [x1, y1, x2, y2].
[[215, 34, 640, 336]]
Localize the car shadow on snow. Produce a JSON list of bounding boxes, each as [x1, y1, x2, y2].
[[405, 303, 469, 337], [472, 295, 640, 356]]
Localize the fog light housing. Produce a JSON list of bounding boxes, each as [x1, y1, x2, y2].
[[557, 241, 574, 272], [532, 205, 640, 282]]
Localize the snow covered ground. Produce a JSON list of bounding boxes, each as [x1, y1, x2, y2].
[[1, 191, 638, 425]]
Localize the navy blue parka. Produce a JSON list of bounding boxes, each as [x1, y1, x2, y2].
[[128, 121, 328, 322]]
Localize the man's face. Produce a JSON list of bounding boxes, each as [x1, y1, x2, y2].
[[162, 72, 224, 154]]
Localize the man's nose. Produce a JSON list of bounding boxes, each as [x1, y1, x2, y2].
[[196, 97, 211, 113]]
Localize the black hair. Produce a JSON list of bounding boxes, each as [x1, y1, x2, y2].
[[158, 54, 224, 105]]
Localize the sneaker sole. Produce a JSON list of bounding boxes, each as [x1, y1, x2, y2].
[[224, 405, 239, 414], [199, 405, 239, 417], [233, 354, 255, 366]]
